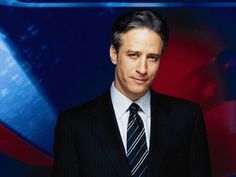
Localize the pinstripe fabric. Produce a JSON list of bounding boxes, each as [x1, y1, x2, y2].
[[127, 103, 148, 177]]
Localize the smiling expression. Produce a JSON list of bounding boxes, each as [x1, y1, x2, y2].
[[110, 28, 163, 100]]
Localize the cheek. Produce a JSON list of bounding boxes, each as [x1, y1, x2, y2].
[[149, 63, 160, 77], [118, 58, 133, 76], [117, 62, 129, 80]]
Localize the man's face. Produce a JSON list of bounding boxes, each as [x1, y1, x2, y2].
[[110, 28, 163, 100]]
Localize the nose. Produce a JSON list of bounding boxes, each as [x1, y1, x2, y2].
[[136, 57, 147, 75]]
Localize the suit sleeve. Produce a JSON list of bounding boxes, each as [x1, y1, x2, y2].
[[51, 113, 80, 177], [190, 106, 212, 177]]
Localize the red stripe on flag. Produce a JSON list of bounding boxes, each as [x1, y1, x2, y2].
[[0, 124, 53, 166]]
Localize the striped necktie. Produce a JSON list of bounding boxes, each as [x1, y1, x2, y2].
[[127, 103, 149, 177]]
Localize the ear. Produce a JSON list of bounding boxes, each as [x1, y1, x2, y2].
[[109, 45, 118, 65]]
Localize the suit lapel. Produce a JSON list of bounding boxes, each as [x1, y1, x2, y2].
[[90, 91, 131, 177], [146, 91, 171, 177]]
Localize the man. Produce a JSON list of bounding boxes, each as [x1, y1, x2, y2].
[[52, 9, 211, 177]]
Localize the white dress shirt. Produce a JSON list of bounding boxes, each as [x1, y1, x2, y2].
[[110, 82, 151, 153]]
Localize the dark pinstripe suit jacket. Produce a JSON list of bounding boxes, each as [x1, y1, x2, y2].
[[51, 90, 211, 177]]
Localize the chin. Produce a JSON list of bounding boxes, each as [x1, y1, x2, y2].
[[133, 84, 149, 91], [129, 87, 148, 97]]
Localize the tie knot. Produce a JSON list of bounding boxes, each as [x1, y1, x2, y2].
[[129, 103, 140, 113]]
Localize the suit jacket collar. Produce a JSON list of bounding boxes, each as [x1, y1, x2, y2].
[[90, 91, 131, 177], [146, 89, 172, 177], [90, 90, 172, 177]]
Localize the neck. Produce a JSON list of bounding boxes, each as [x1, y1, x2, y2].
[[113, 81, 147, 101]]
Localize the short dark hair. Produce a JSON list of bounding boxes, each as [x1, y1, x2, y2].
[[111, 9, 169, 52]]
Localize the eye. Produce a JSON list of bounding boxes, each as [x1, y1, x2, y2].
[[128, 53, 139, 59], [148, 55, 160, 62]]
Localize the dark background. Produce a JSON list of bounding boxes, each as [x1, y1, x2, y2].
[[0, 1, 236, 177]]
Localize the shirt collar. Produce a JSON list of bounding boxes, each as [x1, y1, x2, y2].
[[110, 82, 151, 120], [135, 90, 150, 117]]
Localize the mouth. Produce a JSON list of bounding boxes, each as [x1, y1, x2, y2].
[[131, 77, 148, 84]]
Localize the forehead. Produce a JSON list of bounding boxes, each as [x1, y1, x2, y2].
[[119, 28, 163, 53]]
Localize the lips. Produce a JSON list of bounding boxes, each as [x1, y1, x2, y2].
[[131, 77, 148, 84]]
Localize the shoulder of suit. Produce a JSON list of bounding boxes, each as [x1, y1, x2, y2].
[[151, 90, 202, 111], [57, 91, 109, 125], [62, 97, 99, 116]]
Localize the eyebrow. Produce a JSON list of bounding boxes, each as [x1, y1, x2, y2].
[[147, 53, 161, 58], [126, 50, 161, 57], [126, 50, 140, 54]]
